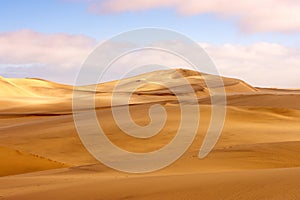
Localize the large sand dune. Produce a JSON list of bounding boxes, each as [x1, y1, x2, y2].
[[0, 69, 299, 199]]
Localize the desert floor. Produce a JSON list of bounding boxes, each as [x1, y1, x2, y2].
[[0, 69, 300, 199]]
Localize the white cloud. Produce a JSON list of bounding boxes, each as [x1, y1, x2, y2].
[[202, 42, 300, 88], [86, 0, 300, 33], [0, 29, 95, 68], [0, 30, 95, 83], [0, 30, 299, 88]]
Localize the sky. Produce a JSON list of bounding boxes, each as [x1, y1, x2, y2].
[[0, 0, 299, 88]]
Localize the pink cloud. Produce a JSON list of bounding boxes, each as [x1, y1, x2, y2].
[[0, 30, 96, 68], [86, 0, 300, 33]]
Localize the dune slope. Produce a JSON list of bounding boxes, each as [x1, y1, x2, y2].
[[0, 69, 299, 199]]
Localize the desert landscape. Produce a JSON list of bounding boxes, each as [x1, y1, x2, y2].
[[0, 68, 300, 199]]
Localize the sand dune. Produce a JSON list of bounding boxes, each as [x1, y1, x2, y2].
[[0, 69, 299, 199], [93, 68, 257, 94], [0, 76, 72, 98], [1, 69, 298, 114]]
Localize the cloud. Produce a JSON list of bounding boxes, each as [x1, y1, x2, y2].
[[83, 37, 300, 88], [86, 0, 300, 33], [0, 30, 96, 83], [0, 29, 95, 68], [92, 41, 300, 88], [202, 42, 300, 88], [0, 30, 299, 88]]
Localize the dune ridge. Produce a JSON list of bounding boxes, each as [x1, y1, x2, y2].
[[1, 69, 298, 115]]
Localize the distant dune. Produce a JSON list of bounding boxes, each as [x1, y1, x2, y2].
[[1, 68, 298, 114], [0, 69, 300, 199], [0, 76, 72, 97]]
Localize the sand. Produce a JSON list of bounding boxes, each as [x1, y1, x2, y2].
[[0, 69, 299, 199]]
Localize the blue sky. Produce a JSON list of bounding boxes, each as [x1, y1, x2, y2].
[[1, 0, 299, 45], [0, 0, 299, 87]]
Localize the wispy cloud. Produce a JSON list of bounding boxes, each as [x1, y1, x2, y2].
[[83, 0, 300, 33]]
